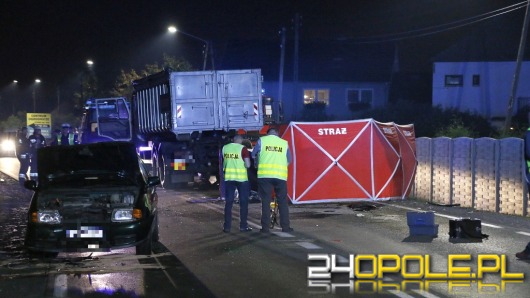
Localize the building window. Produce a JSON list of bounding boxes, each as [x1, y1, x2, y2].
[[347, 89, 372, 111], [445, 75, 463, 87], [472, 74, 480, 86], [304, 89, 329, 105]]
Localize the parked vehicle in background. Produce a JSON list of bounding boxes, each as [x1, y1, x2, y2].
[[24, 141, 161, 255], [79, 68, 282, 188]]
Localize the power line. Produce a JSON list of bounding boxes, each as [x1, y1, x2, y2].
[[345, 1, 527, 44]]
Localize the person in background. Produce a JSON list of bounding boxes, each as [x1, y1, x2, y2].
[[241, 138, 258, 200], [50, 123, 78, 146], [28, 127, 46, 181], [251, 127, 292, 233], [15, 126, 30, 185], [222, 135, 252, 233], [516, 113, 530, 260], [51, 128, 61, 143]]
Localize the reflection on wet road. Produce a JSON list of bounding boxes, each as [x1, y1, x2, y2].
[[0, 172, 214, 297]]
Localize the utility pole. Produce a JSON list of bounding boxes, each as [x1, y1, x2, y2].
[[292, 13, 300, 120], [504, 0, 530, 133], [209, 42, 215, 70], [278, 27, 286, 121], [293, 13, 300, 83]]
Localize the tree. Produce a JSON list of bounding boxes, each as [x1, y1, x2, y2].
[[72, 69, 99, 111], [0, 111, 26, 132], [110, 54, 194, 97]]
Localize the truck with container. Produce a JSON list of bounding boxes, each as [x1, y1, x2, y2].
[[79, 68, 281, 188]]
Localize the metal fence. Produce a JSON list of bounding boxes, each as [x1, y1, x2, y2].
[[411, 137, 529, 217]]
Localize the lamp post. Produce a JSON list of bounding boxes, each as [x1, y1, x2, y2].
[[12, 80, 18, 115], [32, 79, 41, 113], [81, 60, 94, 100], [167, 26, 212, 70]]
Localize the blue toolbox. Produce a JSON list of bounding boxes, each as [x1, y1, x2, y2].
[[407, 211, 438, 237]]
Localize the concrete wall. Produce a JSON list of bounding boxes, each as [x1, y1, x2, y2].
[[412, 137, 529, 216]]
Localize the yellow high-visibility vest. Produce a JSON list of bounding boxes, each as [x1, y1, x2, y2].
[[222, 143, 248, 182], [257, 135, 288, 180], [57, 133, 75, 145]]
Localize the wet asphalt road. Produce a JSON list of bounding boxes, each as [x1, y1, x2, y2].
[[2, 157, 530, 297], [0, 172, 32, 260]]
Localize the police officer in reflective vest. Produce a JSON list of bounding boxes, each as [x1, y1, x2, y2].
[[516, 124, 530, 260], [222, 135, 252, 232], [51, 123, 78, 146], [252, 127, 292, 233], [16, 126, 30, 185]]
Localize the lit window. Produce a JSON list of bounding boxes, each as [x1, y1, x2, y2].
[[347, 89, 372, 111], [303, 89, 329, 105], [445, 75, 463, 87]]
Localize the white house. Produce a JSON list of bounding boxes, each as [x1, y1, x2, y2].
[[432, 61, 530, 120], [262, 81, 389, 122]]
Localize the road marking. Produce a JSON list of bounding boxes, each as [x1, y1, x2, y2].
[[153, 253, 179, 290], [517, 231, 530, 237], [53, 274, 67, 297], [296, 242, 322, 249], [200, 199, 290, 235], [481, 223, 502, 228], [411, 289, 441, 298], [273, 231, 295, 237], [386, 289, 415, 298], [379, 202, 503, 229], [336, 255, 349, 264]]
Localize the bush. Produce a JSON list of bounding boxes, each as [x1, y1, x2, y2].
[[297, 102, 332, 121], [357, 101, 496, 138]]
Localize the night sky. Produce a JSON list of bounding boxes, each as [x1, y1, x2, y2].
[[0, 0, 526, 117]]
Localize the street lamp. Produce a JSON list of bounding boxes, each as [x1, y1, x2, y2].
[[32, 78, 41, 112], [167, 25, 212, 70], [12, 80, 18, 115], [81, 60, 94, 100]]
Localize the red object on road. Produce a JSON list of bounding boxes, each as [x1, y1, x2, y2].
[[282, 119, 416, 204]]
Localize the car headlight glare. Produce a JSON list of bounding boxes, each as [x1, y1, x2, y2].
[[112, 208, 134, 222], [34, 210, 62, 224], [1, 140, 15, 152]]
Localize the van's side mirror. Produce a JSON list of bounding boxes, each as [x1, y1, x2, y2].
[[148, 176, 161, 187], [24, 180, 38, 191]]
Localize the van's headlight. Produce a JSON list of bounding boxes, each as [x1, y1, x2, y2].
[[112, 208, 134, 222], [32, 210, 62, 224]]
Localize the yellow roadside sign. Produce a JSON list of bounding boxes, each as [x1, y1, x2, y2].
[[26, 113, 52, 139]]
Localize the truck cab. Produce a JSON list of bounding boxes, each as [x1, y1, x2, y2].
[[79, 97, 132, 144]]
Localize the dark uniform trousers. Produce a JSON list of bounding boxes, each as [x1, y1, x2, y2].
[[259, 177, 290, 231]]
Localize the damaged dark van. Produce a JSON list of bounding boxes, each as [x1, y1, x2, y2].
[[24, 142, 160, 255]]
